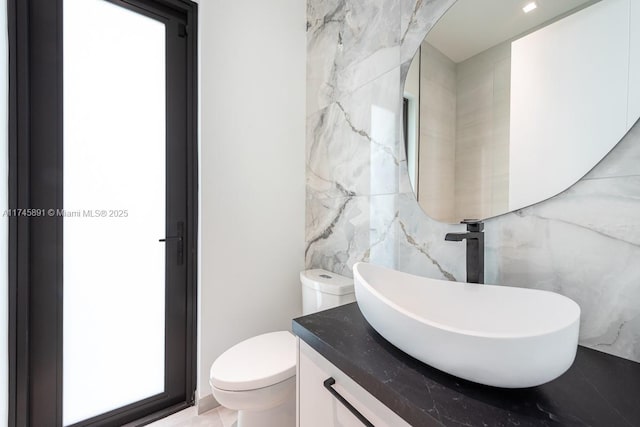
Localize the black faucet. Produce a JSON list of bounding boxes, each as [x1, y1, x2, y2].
[[445, 220, 484, 284]]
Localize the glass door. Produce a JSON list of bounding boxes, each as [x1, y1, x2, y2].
[[8, 0, 197, 425]]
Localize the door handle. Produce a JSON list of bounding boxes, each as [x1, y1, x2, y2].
[[159, 221, 184, 265], [158, 236, 182, 242]]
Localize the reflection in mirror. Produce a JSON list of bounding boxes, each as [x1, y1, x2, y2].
[[404, 0, 640, 224]]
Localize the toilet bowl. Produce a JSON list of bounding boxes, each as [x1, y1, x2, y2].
[[209, 269, 355, 427], [210, 331, 296, 427]]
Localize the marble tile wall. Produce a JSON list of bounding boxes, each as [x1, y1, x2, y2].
[[306, 0, 640, 363]]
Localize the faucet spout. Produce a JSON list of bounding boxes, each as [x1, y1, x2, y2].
[[444, 232, 467, 241], [445, 220, 485, 284]]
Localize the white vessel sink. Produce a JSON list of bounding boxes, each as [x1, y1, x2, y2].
[[353, 262, 580, 388]]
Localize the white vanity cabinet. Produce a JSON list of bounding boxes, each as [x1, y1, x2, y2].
[[297, 339, 411, 427]]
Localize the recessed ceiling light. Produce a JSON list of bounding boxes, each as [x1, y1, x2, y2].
[[523, 2, 538, 13]]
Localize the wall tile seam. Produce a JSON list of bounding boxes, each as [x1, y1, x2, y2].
[[502, 213, 640, 249], [306, 62, 405, 118], [581, 174, 640, 181], [307, 191, 418, 201]]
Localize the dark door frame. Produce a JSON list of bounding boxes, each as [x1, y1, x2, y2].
[[7, 0, 198, 425]]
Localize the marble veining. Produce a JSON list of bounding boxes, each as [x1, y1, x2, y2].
[[294, 303, 640, 427], [306, 0, 402, 116], [306, 0, 640, 363]]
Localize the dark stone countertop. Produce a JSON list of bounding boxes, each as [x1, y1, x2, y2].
[[293, 302, 640, 427]]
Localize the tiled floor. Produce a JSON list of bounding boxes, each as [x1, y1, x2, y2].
[[148, 406, 237, 427]]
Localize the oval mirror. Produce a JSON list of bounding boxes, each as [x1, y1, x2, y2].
[[403, 0, 640, 224]]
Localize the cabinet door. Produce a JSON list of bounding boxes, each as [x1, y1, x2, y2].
[[297, 339, 411, 427]]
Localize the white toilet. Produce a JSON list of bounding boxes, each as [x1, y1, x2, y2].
[[209, 269, 355, 427]]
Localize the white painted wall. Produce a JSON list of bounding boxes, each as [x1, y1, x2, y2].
[[0, 1, 7, 424], [509, 0, 630, 210], [198, 0, 306, 405]]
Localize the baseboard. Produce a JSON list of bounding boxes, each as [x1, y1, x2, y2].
[[197, 393, 219, 415]]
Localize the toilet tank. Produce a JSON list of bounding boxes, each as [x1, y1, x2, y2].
[[300, 269, 356, 315]]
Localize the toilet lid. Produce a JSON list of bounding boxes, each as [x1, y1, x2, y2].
[[210, 331, 296, 391]]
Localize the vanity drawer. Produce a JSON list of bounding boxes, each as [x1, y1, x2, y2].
[[297, 339, 411, 427]]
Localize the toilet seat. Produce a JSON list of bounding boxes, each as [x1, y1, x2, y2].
[[210, 331, 296, 392]]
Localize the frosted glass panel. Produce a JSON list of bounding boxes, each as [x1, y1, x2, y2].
[[63, 0, 166, 425]]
